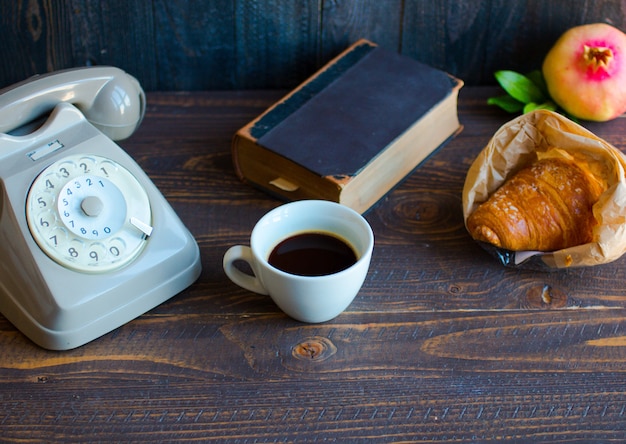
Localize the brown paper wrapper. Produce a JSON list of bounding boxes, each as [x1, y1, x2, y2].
[[462, 109, 626, 270]]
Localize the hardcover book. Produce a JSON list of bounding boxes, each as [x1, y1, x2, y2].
[[231, 39, 463, 213]]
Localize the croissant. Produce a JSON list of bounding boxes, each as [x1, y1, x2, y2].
[[466, 156, 606, 251]]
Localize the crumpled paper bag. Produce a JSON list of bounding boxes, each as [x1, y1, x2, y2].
[[462, 109, 626, 270]]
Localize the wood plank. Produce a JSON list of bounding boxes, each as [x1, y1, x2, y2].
[[319, 0, 403, 59], [234, 0, 321, 89], [2, 1, 626, 90], [152, 0, 235, 90], [0, 1, 73, 85], [68, 0, 157, 88], [2, 311, 626, 441], [401, 0, 486, 83], [2, 87, 626, 441]]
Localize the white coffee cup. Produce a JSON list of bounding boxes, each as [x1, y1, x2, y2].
[[223, 200, 374, 323]]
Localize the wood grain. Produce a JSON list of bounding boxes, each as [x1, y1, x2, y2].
[[1, 1, 626, 90], [2, 87, 626, 441]]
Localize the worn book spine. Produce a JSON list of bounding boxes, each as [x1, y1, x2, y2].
[[232, 41, 373, 202]]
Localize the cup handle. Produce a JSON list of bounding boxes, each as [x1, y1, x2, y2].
[[223, 245, 269, 295]]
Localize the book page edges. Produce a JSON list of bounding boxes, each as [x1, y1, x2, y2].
[[231, 133, 343, 201], [339, 78, 463, 212]]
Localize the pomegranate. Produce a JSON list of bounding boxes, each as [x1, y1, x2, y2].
[[542, 23, 626, 122]]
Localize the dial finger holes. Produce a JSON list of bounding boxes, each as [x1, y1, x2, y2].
[[26, 154, 151, 273]]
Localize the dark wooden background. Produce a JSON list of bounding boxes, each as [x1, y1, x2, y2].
[[5, 1, 626, 440], [5, 87, 626, 442], [1, 0, 626, 92]]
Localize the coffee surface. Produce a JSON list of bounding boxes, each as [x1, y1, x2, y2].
[[268, 232, 357, 276]]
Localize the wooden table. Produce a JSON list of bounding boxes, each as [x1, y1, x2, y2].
[[3, 87, 626, 442]]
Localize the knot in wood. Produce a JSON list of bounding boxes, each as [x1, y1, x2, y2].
[[292, 336, 337, 362], [523, 284, 568, 309], [414, 201, 439, 222], [448, 284, 461, 294]]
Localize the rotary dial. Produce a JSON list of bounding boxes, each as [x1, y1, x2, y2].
[[26, 154, 152, 273]]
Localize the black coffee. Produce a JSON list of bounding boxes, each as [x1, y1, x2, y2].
[[268, 232, 357, 276]]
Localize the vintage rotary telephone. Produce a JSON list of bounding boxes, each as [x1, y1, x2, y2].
[[0, 67, 201, 350]]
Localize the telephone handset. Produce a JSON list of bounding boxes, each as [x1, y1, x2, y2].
[[0, 67, 201, 350], [0, 66, 145, 140]]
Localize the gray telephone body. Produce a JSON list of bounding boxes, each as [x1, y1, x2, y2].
[[0, 67, 201, 350]]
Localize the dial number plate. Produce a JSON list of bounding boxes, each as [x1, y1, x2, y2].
[[26, 154, 152, 273]]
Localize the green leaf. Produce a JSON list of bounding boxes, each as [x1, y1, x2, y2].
[[525, 70, 549, 97], [523, 101, 558, 113], [494, 70, 546, 104], [487, 95, 525, 113]]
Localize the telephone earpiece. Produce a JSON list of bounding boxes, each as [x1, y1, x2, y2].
[[0, 66, 145, 140], [75, 68, 145, 140]]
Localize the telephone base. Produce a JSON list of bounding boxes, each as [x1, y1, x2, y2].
[[1, 247, 201, 350], [0, 100, 202, 350]]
